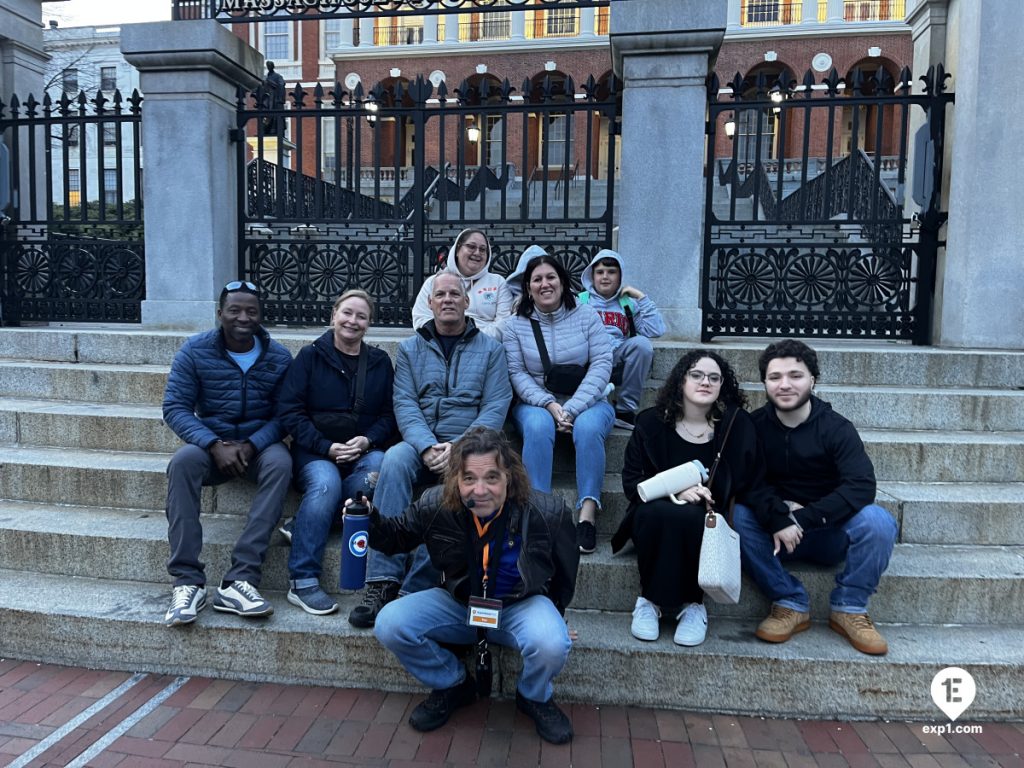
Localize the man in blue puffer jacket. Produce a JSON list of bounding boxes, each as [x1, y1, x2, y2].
[[162, 281, 293, 627]]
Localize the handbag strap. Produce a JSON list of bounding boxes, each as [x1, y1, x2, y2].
[[529, 319, 553, 374], [351, 344, 368, 415], [623, 303, 637, 338], [704, 409, 739, 524]]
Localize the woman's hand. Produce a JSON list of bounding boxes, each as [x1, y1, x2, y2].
[[545, 402, 574, 433], [671, 483, 714, 505]]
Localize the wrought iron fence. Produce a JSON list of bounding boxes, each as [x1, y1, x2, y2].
[[236, 73, 619, 326], [0, 88, 144, 324], [172, 0, 609, 23], [703, 65, 953, 344]]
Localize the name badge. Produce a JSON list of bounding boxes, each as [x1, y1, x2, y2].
[[467, 596, 502, 630]]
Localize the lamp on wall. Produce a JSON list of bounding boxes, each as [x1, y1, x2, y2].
[[724, 115, 736, 139], [365, 100, 379, 124], [467, 123, 481, 143], [770, 86, 784, 114]]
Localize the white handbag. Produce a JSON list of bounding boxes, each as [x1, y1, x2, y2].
[[698, 509, 742, 604], [695, 411, 743, 604]]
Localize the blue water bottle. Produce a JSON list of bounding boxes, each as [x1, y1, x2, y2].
[[339, 492, 370, 590]]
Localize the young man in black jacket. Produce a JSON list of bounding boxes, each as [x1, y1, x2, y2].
[[366, 427, 579, 744], [733, 340, 897, 655]]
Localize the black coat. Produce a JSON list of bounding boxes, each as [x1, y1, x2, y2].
[[612, 405, 772, 552], [277, 331, 397, 472], [370, 486, 580, 615], [750, 395, 876, 532]]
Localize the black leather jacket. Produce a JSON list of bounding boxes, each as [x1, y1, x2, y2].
[[369, 486, 580, 614]]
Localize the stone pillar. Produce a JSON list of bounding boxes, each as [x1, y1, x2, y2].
[[826, 0, 845, 23], [611, 0, 726, 341], [121, 21, 263, 329], [445, 13, 461, 44], [359, 18, 374, 47], [423, 15, 438, 44], [802, 0, 820, 24], [580, 7, 596, 37], [338, 15, 354, 48], [511, 10, 527, 40], [726, 0, 742, 32], [935, 0, 1023, 348]]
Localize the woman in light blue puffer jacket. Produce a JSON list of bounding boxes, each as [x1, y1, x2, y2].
[[503, 252, 614, 555]]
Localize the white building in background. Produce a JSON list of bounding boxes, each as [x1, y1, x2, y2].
[[42, 24, 141, 209]]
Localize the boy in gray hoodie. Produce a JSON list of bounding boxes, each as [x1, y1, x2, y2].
[[578, 249, 666, 428]]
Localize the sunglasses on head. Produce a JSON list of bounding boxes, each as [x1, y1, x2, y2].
[[224, 280, 259, 293]]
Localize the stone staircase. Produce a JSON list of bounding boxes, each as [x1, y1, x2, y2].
[[0, 328, 1022, 720]]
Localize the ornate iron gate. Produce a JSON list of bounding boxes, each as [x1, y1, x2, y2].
[[235, 73, 619, 326], [0, 89, 144, 325], [702, 65, 953, 344]]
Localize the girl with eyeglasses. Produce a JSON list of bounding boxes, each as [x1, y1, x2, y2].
[[612, 350, 770, 647], [411, 228, 513, 339]]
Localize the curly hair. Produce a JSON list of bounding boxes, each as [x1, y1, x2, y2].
[[654, 350, 746, 425], [758, 339, 820, 381], [515, 254, 577, 317], [441, 427, 532, 510]]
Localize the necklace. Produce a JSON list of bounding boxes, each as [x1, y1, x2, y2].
[[679, 420, 713, 439]]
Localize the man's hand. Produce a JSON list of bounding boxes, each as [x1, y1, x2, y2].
[[210, 440, 249, 477], [619, 285, 645, 300], [421, 442, 452, 474], [773, 524, 803, 556], [331, 436, 369, 464], [785, 500, 805, 512]]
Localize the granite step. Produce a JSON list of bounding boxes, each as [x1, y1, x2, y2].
[[0, 568, 1019, 720], [0, 501, 1020, 626], [3, 328, 1024, 389], [880, 481, 1024, 545]]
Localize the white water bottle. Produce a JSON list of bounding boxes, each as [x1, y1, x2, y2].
[[637, 460, 709, 503]]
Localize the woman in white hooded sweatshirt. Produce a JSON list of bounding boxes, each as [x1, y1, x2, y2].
[[411, 228, 513, 339]]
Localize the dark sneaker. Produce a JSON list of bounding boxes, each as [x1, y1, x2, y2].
[[348, 580, 400, 628], [408, 676, 477, 732], [515, 691, 574, 744], [613, 410, 636, 431], [577, 520, 597, 554], [279, 517, 294, 544], [287, 585, 339, 616], [165, 584, 206, 627], [212, 580, 273, 617]]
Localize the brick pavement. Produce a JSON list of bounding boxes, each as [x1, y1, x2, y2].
[[1, 660, 1021, 767]]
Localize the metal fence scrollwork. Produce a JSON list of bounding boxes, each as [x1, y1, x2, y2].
[[703, 64, 954, 344], [236, 71, 619, 326], [0, 88, 144, 325]]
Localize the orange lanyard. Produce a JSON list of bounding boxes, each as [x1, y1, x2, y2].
[[471, 505, 504, 595]]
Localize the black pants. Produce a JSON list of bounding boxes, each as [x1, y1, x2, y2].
[[632, 499, 706, 610]]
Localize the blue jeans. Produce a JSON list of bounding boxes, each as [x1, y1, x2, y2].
[[732, 503, 897, 614], [511, 401, 614, 509], [288, 452, 384, 589], [365, 441, 440, 593], [375, 588, 571, 702]]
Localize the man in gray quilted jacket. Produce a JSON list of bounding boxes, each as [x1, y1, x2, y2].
[[349, 272, 513, 627]]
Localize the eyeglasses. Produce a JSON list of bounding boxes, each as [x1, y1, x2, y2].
[[687, 369, 722, 385], [460, 243, 489, 255], [224, 280, 258, 292]]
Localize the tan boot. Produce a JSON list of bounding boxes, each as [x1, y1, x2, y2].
[[829, 611, 888, 655], [755, 604, 811, 643]]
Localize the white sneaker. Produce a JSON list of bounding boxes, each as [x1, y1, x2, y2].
[[674, 602, 708, 646], [631, 596, 661, 641], [165, 585, 207, 627], [213, 580, 273, 617]]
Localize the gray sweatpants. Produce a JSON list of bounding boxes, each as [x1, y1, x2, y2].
[[613, 335, 655, 413], [165, 441, 291, 588]]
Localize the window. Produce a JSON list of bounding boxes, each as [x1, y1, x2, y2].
[[545, 9, 577, 36], [544, 114, 572, 166], [68, 168, 81, 207], [103, 169, 118, 206], [736, 108, 778, 164], [103, 124, 118, 146], [321, 116, 337, 183], [484, 115, 504, 167], [62, 68, 78, 95], [66, 124, 80, 146], [482, 1, 511, 39], [100, 66, 117, 92], [324, 18, 344, 53], [263, 21, 292, 61]]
